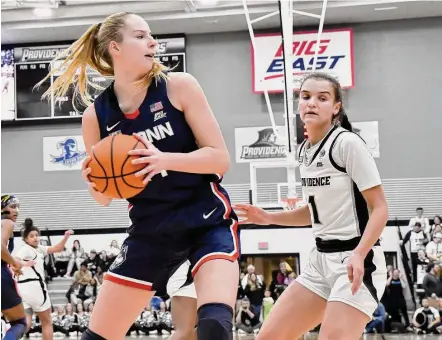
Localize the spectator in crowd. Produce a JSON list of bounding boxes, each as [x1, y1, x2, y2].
[[275, 261, 291, 286], [426, 233, 442, 262], [82, 278, 98, 310], [235, 297, 261, 336], [98, 250, 112, 272], [241, 264, 263, 289], [385, 269, 412, 330], [422, 263, 441, 297], [236, 273, 246, 314], [75, 303, 89, 334], [261, 289, 274, 321], [416, 249, 431, 284], [409, 207, 430, 231], [52, 305, 69, 336], [413, 297, 441, 334], [63, 303, 77, 335], [84, 250, 100, 276], [284, 271, 296, 286], [427, 216, 442, 240], [400, 222, 428, 281], [244, 273, 265, 318], [73, 263, 92, 286], [365, 303, 387, 334], [94, 265, 104, 287], [418, 249, 430, 265], [106, 240, 120, 262], [65, 240, 86, 277], [53, 247, 71, 276]]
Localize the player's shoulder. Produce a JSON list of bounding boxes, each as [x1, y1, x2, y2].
[[167, 72, 200, 90], [332, 127, 366, 150], [1, 218, 14, 228]]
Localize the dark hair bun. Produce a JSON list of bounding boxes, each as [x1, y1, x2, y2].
[[23, 218, 34, 229]]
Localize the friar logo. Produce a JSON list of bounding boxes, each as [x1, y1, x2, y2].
[[240, 128, 286, 160]]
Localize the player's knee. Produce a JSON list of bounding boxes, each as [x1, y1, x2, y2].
[[197, 303, 233, 340], [80, 328, 106, 340], [7, 318, 27, 339]]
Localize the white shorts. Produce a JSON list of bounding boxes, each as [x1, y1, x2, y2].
[[18, 281, 52, 313], [166, 260, 197, 299], [296, 246, 387, 317]]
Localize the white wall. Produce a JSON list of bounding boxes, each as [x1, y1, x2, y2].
[[240, 226, 410, 271], [13, 226, 410, 270]]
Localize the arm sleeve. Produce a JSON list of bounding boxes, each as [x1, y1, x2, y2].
[[333, 132, 382, 192]]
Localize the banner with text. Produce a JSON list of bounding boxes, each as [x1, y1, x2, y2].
[[235, 126, 288, 163], [252, 29, 354, 93]]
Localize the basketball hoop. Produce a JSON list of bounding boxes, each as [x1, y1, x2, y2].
[[281, 197, 300, 211]]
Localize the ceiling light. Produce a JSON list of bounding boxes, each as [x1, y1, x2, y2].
[[33, 7, 54, 18], [374, 6, 398, 11]]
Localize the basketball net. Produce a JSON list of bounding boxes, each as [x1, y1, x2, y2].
[[280, 197, 300, 211]]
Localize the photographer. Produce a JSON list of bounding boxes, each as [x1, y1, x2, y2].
[[413, 298, 440, 334], [235, 297, 261, 335]]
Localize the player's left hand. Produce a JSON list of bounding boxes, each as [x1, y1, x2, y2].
[[347, 252, 365, 295], [129, 133, 169, 184]]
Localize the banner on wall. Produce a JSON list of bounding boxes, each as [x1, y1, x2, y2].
[[43, 135, 87, 171], [12, 36, 186, 121], [352, 121, 380, 158], [235, 126, 288, 163], [1, 48, 15, 121], [252, 28, 354, 93]]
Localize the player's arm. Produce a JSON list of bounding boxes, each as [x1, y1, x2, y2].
[[47, 230, 74, 255], [163, 72, 230, 175], [234, 203, 311, 227], [82, 105, 112, 206], [337, 133, 389, 258], [1, 219, 21, 267]]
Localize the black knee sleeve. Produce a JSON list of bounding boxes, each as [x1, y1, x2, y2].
[[197, 303, 233, 340], [80, 328, 106, 340]]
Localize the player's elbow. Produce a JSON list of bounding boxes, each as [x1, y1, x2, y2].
[[216, 150, 231, 175]]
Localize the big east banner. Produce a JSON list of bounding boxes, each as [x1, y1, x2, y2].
[[252, 28, 354, 93]]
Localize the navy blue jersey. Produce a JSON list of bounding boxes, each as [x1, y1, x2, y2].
[[94, 75, 235, 236], [1, 215, 14, 266]]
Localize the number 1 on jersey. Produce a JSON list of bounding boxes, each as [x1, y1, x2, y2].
[[308, 196, 322, 224]]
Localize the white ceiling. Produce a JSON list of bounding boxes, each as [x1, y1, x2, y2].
[[1, 0, 442, 44]]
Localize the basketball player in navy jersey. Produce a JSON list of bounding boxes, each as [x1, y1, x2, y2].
[[235, 73, 388, 340], [1, 195, 34, 340], [38, 12, 239, 340]]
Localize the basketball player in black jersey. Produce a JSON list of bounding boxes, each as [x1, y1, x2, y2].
[[235, 73, 388, 340], [38, 12, 239, 340]]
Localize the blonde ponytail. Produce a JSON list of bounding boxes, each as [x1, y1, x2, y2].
[[37, 12, 170, 111], [37, 22, 107, 109]]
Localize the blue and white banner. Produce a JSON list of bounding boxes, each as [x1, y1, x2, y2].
[[43, 135, 87, 171]]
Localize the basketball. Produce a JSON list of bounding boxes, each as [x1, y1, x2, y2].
[[88, 134, 147, 199]]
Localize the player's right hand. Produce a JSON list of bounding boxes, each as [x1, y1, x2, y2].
[[234, 204, 270, 225], [81, 156, 97, 192]]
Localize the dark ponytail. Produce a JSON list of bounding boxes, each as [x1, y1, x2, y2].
[[300, 72, 353, 131], [21, 218, 40, 241], [336, 110, 353, 131]]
